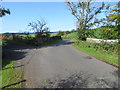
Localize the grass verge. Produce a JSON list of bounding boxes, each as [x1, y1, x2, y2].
[[1, 60, 22, 89], [63, 32, 119, 67], [72, 42, 118, 67]]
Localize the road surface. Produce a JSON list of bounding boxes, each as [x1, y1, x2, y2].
[[20, 40, 118, 88]]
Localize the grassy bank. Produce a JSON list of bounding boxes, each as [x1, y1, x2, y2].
[[63, 32, 119, 67], [73, 41, 118, 67], [1, 60, 22, 88]]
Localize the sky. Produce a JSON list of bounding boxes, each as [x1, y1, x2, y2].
[[2, 2, 76, 33], [1, 1, 119, 33], [2, 0, 120, 2]]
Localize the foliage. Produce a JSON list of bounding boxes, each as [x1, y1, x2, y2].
[[1, 33, 13, 46], [2, 39, 7, 46], [87, 26, 118, 39], [71, 29, 76, 33], [65, 0, 108, 40], [12, 33, 61, 46], [100, 26, 118, 39], [107, 2, 120, 25], [2, 33, 13, 40], [99, 2, 119, 40], [76, 41, 118, 55], [28, 19, 50, 38], [28, 19, 51, 45], [0, 7, 10, 17]]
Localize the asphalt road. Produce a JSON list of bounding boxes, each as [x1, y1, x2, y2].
[[22, 40, 118, 88]]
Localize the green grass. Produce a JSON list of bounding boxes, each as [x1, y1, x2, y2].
[[62, 32, 77, 40], [0, 39, 2, 46], [73, 41, 118, 67], [63, 32, 119, 67], [1, 60, 22, 88], [62, 32, 75, 39]]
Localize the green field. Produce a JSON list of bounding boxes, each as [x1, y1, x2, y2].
[[63, 32, 119, 67], [50, 33, 57, 36]]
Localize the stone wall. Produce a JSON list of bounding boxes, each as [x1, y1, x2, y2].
[[86, 38, 118, 44]]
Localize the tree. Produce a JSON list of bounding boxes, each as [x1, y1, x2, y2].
[[65, 0, 108, 40], [0, 8, 10, 17], [107, 2, 120, 26], [57, 30, 65, 36], [28, 19, 50, 38], [65, 31, 71, 34], [71, 29, 76, 33], [100, 2, 120, 39]]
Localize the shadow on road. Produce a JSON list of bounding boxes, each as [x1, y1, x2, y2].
[[2, 40, 118, 88], [40, 72, 118, 88], [2, 40, 73, 68]]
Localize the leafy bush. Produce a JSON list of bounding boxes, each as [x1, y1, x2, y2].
[[89, 26, 118, 40], [75, 41, 118, 55], [100, 26, 118, 39], [2, 33, 13, 40], [77, 28, 94, 40], [28, 19, 50, 39], [71, 29, 76, 33]]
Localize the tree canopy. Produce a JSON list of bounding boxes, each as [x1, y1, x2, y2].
[[0, 8, 10, 17], [28, 19, 50, 38], [65, 0, 109, 40]]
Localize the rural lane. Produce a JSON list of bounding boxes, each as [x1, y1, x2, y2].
[[21, 40, 118, 88]]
